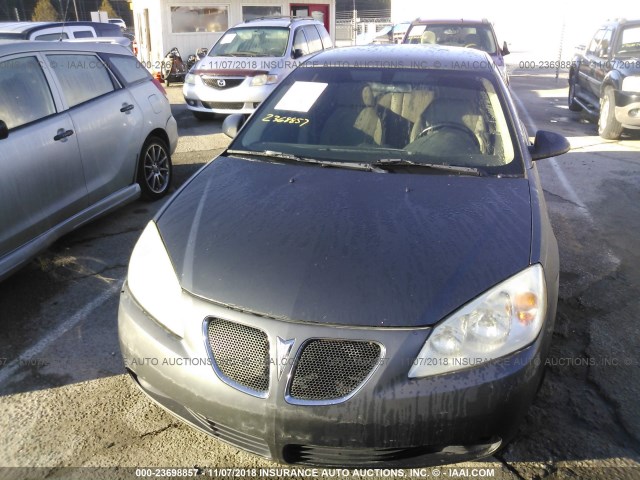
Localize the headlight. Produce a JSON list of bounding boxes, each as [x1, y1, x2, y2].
[[621, 76, 640, 93], [127, 221, 184, 337], [185, 73, 196, 85], [250, 74, 278, 86], [409, 264, 546, 378]]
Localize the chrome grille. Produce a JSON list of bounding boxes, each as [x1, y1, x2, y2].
[[207, 318, 270, 395], [201, 76, 244, 89], [289, 340, 381, 402]]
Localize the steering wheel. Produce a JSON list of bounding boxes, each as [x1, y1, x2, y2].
[[464, 43, 479, 49], [417, 122, 480, 149]]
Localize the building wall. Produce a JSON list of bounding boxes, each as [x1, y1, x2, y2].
[[133, 0, 334, 69]]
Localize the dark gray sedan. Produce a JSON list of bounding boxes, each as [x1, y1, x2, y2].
[[119, 45, 569, 467]]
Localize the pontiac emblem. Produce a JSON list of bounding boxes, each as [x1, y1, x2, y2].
[[276, 337, 295, 381]]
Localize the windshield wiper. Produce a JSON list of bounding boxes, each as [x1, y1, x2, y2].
[[372, 158, 481, 176], [226, 149, 387, 172]]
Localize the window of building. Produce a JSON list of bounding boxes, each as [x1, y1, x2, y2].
[[170, 6, 229, 33], [242, 6, 282, 22]]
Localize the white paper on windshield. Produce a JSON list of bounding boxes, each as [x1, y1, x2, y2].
[[220, 33, 236, 44], [274, 81, 328, 112]]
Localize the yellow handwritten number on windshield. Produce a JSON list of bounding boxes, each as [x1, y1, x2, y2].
[[262, 114, 310, 127]]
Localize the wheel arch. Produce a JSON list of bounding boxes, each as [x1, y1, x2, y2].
[[600, 71, 622, 97]]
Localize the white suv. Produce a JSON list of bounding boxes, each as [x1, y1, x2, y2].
[[183, 17, 332, 119]]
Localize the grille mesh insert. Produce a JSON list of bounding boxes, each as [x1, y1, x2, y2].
[[201, 77, 244, 89], [289, 340, 381, 401], [201, 101, 244, 110], [207, 318, 270, 394]]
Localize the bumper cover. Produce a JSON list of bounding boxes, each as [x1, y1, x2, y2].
[[614, 90, 640, 128], [183, 81, 274, 115], [118, 283, 547, 467]]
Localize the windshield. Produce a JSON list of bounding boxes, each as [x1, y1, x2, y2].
[[232, 66, 520, 175], [617, 26, 640, 56], [209, 27, 290, 57], [404, 24, 498, 55]]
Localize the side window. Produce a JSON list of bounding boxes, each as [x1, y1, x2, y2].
[[73, 30, 94, 39], [0, 56, 56, 130], [587, 29, 606, 55], [46, 54, 115, 108], [293, 29, 309, 56], [303, 25, 323, 53], [33, 32, 69, 40], [598, 29, 613, 57], [316, 25, 333, 49], [104, 53, 151, 85]]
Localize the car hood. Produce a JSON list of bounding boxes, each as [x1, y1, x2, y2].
[[157, 156, 532, 328]]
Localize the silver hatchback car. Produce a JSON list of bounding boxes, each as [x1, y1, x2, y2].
[[0, 41, 178, 281]]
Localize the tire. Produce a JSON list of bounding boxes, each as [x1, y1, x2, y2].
[[568, 78, 582, 112], [193, 111, 216, 121], [598, 87, 623, 140], [138, 136, 172, 200]]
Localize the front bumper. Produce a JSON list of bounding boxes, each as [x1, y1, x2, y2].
[[118, 282, 548, 467], [183, 80, 275, 115], [614, 90, 640, 128]]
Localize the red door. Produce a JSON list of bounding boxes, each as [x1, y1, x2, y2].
[[290, 4, 330, 33]]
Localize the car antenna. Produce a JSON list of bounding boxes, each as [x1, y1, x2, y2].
[[58, 0, 71, 41]]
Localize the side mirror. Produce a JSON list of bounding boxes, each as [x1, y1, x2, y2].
[[501, 41, 510, 56], [0, 120, 8, 140], [528, 130, 570, 161], [222, 114, 246, 139], [292, 48, 305, 59]]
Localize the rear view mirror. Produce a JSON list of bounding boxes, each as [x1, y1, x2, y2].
[[502, 41, 510, 56], [222, 114, 246, 139], [0, 120, 8, 140], [528, 130, 570, 161]]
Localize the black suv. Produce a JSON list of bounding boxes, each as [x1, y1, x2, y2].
[[568, 19, 640, 139]]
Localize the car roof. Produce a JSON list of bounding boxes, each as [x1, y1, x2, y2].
[[0, 39, 132, 57], [305, 44, 496, 72], [234, 16, 322, 28], [0, 21, 115, 34], [410, 18, 491, 26], [0, 22, 53, 33], [601, 18, 640, 27]]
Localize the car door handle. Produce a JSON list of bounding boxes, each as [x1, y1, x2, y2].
[[53, 129, 74, 141], [120, 104, 135, 113]]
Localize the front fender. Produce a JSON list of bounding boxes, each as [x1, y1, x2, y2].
[[600, 69, 622, 96]]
